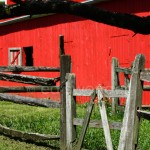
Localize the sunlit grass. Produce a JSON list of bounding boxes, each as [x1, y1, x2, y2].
[[0, 101, 149, 150], [76, 103, 150, 150]]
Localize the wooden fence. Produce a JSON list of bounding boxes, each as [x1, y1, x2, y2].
[[65, 54, 150, 150], [112, 55, 150, 113], [0, 35, 71, 150]]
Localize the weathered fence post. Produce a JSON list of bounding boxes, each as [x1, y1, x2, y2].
[[118, 54, 145, 150], [112, 57, 120, 113], [76, 90, 96, 150], [59, 35, 65, 55], [98, 90, 113, 150], [66, 73, 76, 150], [59, 35, 71, 150]]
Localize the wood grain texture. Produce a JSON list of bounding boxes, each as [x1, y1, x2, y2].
[[66, 73, 76, 150], [118, 54, 145, 150], [0, 124, 60, 141], [115, 67, 132, 74], [73, 118, 122, 130], [0, 86, 60, 93], [140, 71, 150, 82], [137, 110, 150, 120], [112, 57, 120, 113], [0, 66, 60, 72], [0, 72, 59, 85], [73, 89, 128, 98], [0, 93, 60, 108], [98, 90, 113, 150], [76, 90, 96, 150], [60, 55, 71, 150]]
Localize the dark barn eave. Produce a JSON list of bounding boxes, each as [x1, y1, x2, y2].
[[0, 0, 150, 35]]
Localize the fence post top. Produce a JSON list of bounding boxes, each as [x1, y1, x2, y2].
[[132, 54, 145, 73]]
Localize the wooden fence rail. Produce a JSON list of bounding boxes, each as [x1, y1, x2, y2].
[[0, 86, 60, 93], [0, 35, 71, 150], [0, 93, 60, 108], [65, 54, 150, 150], [115, 67, 132, 74], [118, 54, 145, 150], [111, 56, 150, 113], [66, 73, 128, 150], [137, 110, 150, 120], [0, 124, 60, 141], [73, 89, 128, 97], [0, 66, 60, 72], [0, 72, 60, 85], [73, 118, 122, 130]]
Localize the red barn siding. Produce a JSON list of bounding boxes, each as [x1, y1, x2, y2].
[[0, 0, 150, 104]]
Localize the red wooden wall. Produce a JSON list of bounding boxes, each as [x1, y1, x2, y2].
[[0, 0, 150, 104]]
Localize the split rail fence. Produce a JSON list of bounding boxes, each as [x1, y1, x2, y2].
[[112, 54, 150, 112], [66, 54, 150, 150], [0, 35, 71, 150]]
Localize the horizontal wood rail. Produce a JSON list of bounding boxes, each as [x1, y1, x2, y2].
[[0, 93, 60, 108], [73, 89, 94, 96], [137, 110, 150, 120], [0, 66, 60, 72], [115, 67, 132, 74], [143, 85, 150, 91], [140, 71, 150, 82], [0, 72, 60, 86], [73, 118, 122, 130], [141, 69, 150, 72], [116, 67, 150, 76], [120, 85, 150, 91], [0, 86, 60, 93], [0, 124, 60, 141], [73, 89, 128, 98]]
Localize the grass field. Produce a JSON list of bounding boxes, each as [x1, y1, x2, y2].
[[0, 101, 150, 150]]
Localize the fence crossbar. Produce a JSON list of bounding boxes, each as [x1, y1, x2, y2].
[[0, 66, 60, 72], [73, 89, 128, 98], [0, 124, 60, 141]]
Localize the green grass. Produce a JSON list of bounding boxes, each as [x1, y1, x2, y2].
[[76, 103, 150, 150], [0, 101, 60, 149], [0, 135, 52, 150], [0, 101, 150, 150], [76, 103, 123, 150]]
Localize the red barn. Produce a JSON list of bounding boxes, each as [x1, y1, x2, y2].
[[0, 0, 150, 104]]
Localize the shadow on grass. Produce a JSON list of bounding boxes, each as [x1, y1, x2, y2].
[[1, 133, 60, 150]]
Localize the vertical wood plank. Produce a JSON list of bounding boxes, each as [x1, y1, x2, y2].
[[60, 55, 71, 150], [112, 57, 120, 113], [98, 90, 113, 150], [66, 73, 76, 150], [59, 35, 65, 55], [60, 35, 71, 150], [76, 90, 96, 150], [118, 54, 145, 150]]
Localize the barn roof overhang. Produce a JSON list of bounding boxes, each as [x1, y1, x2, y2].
[[0, 0, 110, 26]]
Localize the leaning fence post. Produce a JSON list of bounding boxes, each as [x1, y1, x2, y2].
[[112, 57, 120, 113], [59, 35, 71, 150], [76, 90, 96, 150], [98, 90, 113, 150], [118, 54, 145, 150], [66, 73, 76, 150]]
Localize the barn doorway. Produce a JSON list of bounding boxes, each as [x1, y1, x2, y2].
[[23, 46, 33, 66]]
